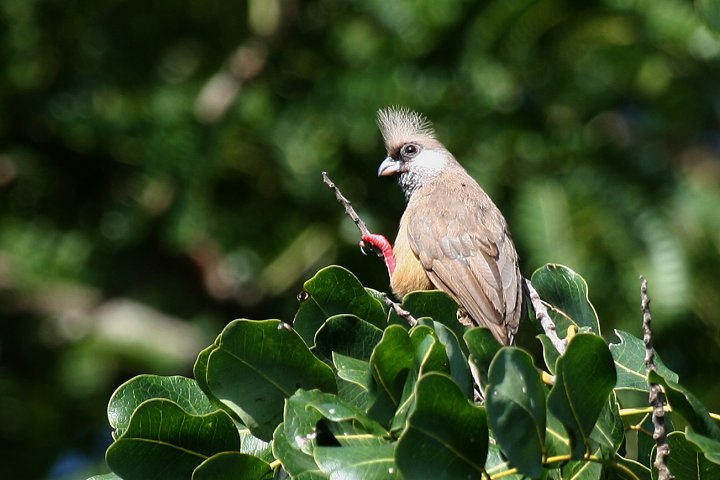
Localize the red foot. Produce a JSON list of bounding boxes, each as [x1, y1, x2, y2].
[[361, 233, 396, 277]]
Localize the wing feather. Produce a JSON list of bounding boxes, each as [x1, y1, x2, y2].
[[405, 172, 522, 343]]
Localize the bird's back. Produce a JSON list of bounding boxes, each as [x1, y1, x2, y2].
[[399, 167, 523, 344]]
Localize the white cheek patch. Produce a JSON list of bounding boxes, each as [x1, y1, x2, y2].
[[414, 150, 447, 173]]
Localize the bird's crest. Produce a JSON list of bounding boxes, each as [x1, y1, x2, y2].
[[377, 106, 437, 151]]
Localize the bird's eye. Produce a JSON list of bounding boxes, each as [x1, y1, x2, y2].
[[401, 144, 418, 157]]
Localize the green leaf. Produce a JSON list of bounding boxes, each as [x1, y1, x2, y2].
[[649, 370, 720, 441], [545, 407, 571, 458], [589, 396, 624, 457], [206, 319, 336, 441], [396, 372, 488, 480], [192, 452, 272, 480], [538, 334, 560, 375], [610, 456, 651, 480], [401, 291, 465, 354], [314, 314, 384, 362], [367, 325, 415, 426], [547, 333, 616, 459], [314, 443, 399, 479], [484, 444, 525, 479], [333, 352, 371, 408], [464, 327, 502, 388], [686, 429, 720, 464], [530, 264, 600, 336], [485, 347, 546, 477], [238, 429, 273, 462], [391, 325, 449, 431], [108, 375, 217, 438], [334, 352, 371, 391], [106, 399, 239, 480], [294, 266, 387, 345], [283, 389, 389, 455], [272, 423, 327, 479], [609, 330, 678, 391], [635, 411, 675, 467], [659, 431, 720, 479], [418, 319, 472, 398]]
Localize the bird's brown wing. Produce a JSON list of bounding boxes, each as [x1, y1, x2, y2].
[[405, 178, 522, 344]]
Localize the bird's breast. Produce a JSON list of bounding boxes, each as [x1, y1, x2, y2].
[[390, 218, 433, 298]]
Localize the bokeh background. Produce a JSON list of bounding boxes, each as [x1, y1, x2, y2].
[[2, 0, 720, 478]]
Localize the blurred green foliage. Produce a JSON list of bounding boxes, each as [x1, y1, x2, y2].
[[1, 0, 720, 478]]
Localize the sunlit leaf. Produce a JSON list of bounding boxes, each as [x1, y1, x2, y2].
[[686, 429, 720, 465], [609, 330, 678, 391], [294, 266, 387, 345], [108, 375, 217, 438], [547, 333, 616, 459], [315, 443, 399, 479], [649, 370, 720, 441], [396, 373, 488, 480], [205, 319, 336, 441], [367, 325, 415, 426], [655, 431, 720, 479], [314, 314, 383, 362], [530, 264, 600, 336], [106, 399, 239, 480], [192, 452, 272, 480]]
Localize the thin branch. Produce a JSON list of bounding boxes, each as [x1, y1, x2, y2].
[[380, 292, 418, 327], [322, 172, 415, 327], [524, 278, 567, 355], [641, 276, 673, 480], [321, 171, 382, 257]]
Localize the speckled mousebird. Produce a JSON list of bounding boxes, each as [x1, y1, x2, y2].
[[362, 106, 523, 345]]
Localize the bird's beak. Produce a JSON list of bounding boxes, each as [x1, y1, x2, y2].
[[378, 157, 402, 176]]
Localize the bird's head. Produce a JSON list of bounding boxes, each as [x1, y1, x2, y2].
[[376, 106, 456, 199]]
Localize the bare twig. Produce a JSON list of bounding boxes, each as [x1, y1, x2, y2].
[[641, 276, 673, 480], [524, 278, 567, 355], [380, 292, 418, 327], [321, 171, 382, 258]]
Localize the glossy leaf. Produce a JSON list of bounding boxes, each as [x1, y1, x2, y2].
[[238, 429, 273, 462], [545, 407, 572, 458], [272, 423, 327, 479], [658, 431, 720, 479], [464, 327, 502, 388], [611, 457, 651, 480], [192, 452, 272, 480], [396, 373, 488, 480], [401, 291, 465, 354], [531, 264, 600, 336], [686, 429, 720, 464], [419, 319, 471, 397], [315, 443, 399, 479], [537, 334, 560, 375], [649, 370, 720, 441], [314, 314, 383, 362], [108, 375, 217, 439], [283, 389, 389, 456], [484, 444, 525, 479], [609, 330, 678, 391], [367, 325, 415, 426], [486, 347, 546, 477], [293, 266, 387, 345], [205, 319, 336, 441], [391, 325, 449, 431], [588, 396, 624, 457], [106, 399, 239, 480], [547, 333, 617, 458]]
